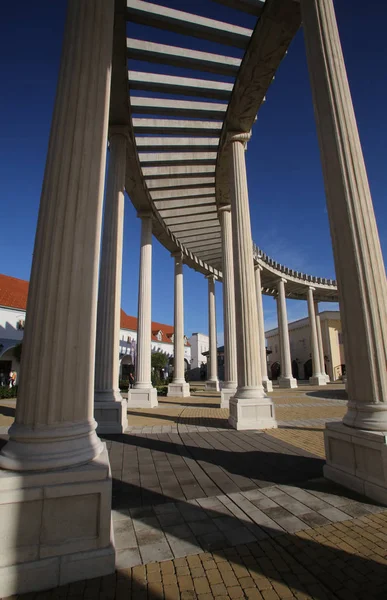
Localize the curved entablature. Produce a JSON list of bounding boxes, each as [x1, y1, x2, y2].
[[110, 0, 337, 301]]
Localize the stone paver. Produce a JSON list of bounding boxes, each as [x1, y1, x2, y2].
[[3, 384, 387, 599]]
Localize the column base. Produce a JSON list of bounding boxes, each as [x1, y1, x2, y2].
[[128, 387, 158, 408], [309, 375, 327, 386], [324, 422, 387, 505], [220, 386, 237, 409], [324, 374, 330, 383], [167, 381, 190, 398], [205, 380, 220, 392], [94, 391, 128, 434], [0, 444, 115, 597], [228, 390, 277, 431], [278, 377, 298, 389], [262, 379, 273, 393]]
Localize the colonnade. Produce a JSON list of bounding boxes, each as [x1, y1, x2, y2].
[[0, 0, 386, 594]]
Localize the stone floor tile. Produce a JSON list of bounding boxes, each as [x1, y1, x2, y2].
[[115, 547, 142, 569], [318, 507, 352, 522]]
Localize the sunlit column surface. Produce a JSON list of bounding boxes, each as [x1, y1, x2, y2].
[[227, 132, 276, 429], [205, 275, 220, 391], [255, 264, 273, 393], [168, 252, 190, 397], [277, 279, 297, 389], [315, 301, 330, 382], [94, 128, 129, 432], [307, 287, 326, 385], [302, 0, 387, 501], [129, 212, 158, 407], [219, 205, 237, 407]]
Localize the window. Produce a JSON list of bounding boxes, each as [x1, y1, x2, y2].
[[16, 319, 25, 330]]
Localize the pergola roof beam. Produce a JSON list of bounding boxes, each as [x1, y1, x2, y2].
[[139, 152, 217, 167], [132, 118, 222, 136], [153, 196, 216, 210], [127, 39, 240, 76], [136, 137, 219, 152], [146, 176, 215, 190], [210, 0, 265, 16], [178, 231, 221, 242], [150, 187, 215, 200], [164, 213, 218, 226], [158, 205, 217, 218], [128, 71, 232, 100], [170, 222, 220, 233], [126, 0, 252, 49], [142, 164, 216, 178], [130, 97, 227, 119]]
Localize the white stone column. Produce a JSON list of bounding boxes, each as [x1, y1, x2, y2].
[[302, 0, 387, 503], [255, 264, 273, 393], [205, 275, 220, 391], [277, 279, 297, 389], [227, 132, 276, 429], [0, 1, 115, 594], [94, 129, 128, 433], [168, 252, 190, 397], [307, 288, 326, 386], [219, 205, 237, 407], [315, 301, 330, 382], [129, 212, 157, 407]]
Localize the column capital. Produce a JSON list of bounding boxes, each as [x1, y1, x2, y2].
[[137, 210, 152, 220], [277, 277, 288, 285], [226, 131, 251, 148], [218, 203, 232, 214], [254, 262, 263, 271], [206, 273, 217, 282], [171, 250, 184, 261], [108, 125, 130, 141], [308, 285, 316, 292]]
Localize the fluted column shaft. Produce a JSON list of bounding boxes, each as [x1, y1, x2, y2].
[[255, 265, 272, 392], [307, 288, 321, 375], [302, 0, 387, 429], [172, 252, 185, 384], [277, 280, 292, 378], [229, 135, 264, 394], [95, 131, 127, 398], [207, 275, 219, 383], [135, 214, 153, 388], [0, 0, 114, 471], [219, 206, 237, 390], [315, 301, 328, 380]]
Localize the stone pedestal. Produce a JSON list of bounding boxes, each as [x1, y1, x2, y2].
[[276, 280, 297, 389], [0, 446, 114, 597], [301, 0, 387, 500], [220, 385, 236, 409], [128, 213, 158, 408], [205, 275, 220, 392], [324, 423, 387, 505], [168, 252, 190, 398], [227, 132, 276, 430]]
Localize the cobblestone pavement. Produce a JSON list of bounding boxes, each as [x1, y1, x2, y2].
[[2, 385, 387, 599]]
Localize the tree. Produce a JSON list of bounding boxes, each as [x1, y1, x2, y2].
[[151, 352, 168, 386]]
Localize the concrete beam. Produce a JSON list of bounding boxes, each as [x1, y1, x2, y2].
[[179, 231, 221, 242], [211, 0, 265, 16], [139, 152, 217, 166], [158, 205, 217, 218], [127, 39, 240, 76], [142, 165, 216, 179], [126, 1, 252, 48], [136, 137, 219, 152], [150, 186, 215, 200], [130, 97, 227, 119], [169, 222, 220, 233], [154, 196, 216, 210], [184, 241, 222, 252], [132, 118, 222, 136], [153, 196, 216, 210], [164, 213, 218, 226], [128, 71, 232, 100], [146, 176, 215, 190]]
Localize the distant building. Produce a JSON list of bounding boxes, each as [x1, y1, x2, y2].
[[188, 332, 209, 370], [266, 311, 345, 381], [0, 273, 191, 382]]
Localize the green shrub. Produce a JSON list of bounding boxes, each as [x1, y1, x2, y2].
[[156, 385, 168, 396], [119, 379, 129, 391], [0, 386, 18, 399]]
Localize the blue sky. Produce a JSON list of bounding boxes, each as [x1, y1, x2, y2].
[[0, 1, 386, 341]]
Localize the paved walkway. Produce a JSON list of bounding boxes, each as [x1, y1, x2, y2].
[[1, 384, 387, 599]]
